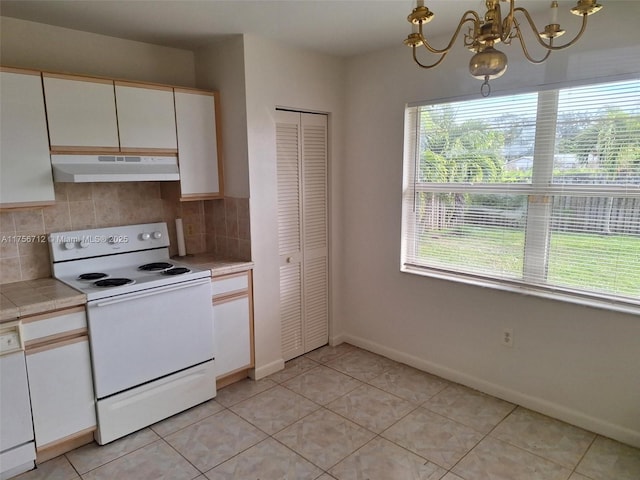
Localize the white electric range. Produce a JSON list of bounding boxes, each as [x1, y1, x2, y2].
[[49, 222, 216, 445]]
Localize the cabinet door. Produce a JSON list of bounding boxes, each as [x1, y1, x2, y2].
[[213, 295, 251, 378], [43, 74, 119, 151], [115, 82, 177, 152], [175, 89, 223, 199], [0, 69, 54, 206], [26, 337, 96, 448]]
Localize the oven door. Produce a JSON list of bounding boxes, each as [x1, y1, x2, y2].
[[87, 278, 214, 399]]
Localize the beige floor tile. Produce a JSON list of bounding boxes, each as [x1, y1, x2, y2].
[[150, 399, 224, 437], [274, 408, 376, 470], [65, 428, 159, 474], [424, 383, 515, 434], [382, 407, 483, 469], [214, 378, 277, 407], [164, 409, 267, 471], [304, 343, 357, 364], [81, 440, 199, 480], [452, 437, 572, 480], [576, 435, 640, 480], [24, 345, 640, 480], [229, 385, 320, 434], [267, 356, 320, 383], [205, 438, 323, 480], [325, 384, 415, 433], [368, 363, 451, 404], [441, 474, 465, 480], [491, 407, 595, 468], [325, 349, 398, 382], [283, 365, 363, 405], [329, 437, 447, 480], [14, 455, 79, 480]]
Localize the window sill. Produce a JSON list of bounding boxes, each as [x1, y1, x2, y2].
[[401, 264, 640, 316]]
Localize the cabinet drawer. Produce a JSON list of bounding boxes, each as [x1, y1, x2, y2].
[[22, 307, 87, 344], [211, 272, 249, 297]]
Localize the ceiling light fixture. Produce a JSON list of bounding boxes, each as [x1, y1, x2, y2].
[[404, 0, 603, 96]]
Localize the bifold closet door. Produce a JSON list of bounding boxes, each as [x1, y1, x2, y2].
[[276, 110, 328, 361]]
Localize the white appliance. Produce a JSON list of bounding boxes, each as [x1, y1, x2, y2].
[[51, 155, 180, 182], [49, 222, 216, 444], [0, 322, 36, 480]]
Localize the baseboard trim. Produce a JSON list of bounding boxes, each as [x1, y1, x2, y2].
[[329, 333, 347, 347], [342, 334, 640, 449], [252, 358, 285, 380]]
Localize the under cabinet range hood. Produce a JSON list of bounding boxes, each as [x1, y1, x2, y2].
[[51, 155, 180, 183]]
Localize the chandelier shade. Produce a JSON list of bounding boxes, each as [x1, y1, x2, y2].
[[405, 0, 603, 96]]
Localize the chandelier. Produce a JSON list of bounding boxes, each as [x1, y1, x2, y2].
[[404, 0, 603, 96]]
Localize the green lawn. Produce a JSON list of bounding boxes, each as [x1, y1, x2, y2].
[[418, 226, 640, 298]]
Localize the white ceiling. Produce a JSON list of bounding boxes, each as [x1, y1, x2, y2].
[[0, 0, 574, 56]]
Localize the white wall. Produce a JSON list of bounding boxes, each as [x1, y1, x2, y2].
[[242, 35, 346, 378], [0, 17, 195, 86], [340, 2, 640, 447], [194, 36, 250, 198]]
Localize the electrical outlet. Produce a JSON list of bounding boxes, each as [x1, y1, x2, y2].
[[186, 224, 194, 236], [502, 328, 514, 347]]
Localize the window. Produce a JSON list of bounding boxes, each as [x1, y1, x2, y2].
[[401, 79, 640, 312]]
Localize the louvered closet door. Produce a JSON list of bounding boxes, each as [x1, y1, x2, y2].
[[276, 110, 328, 361]]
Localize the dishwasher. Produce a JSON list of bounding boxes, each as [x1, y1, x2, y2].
[[0, 321, 36, 480]]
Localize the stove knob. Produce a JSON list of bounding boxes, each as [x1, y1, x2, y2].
[[79, 240, 90, 248], [152, 231, 162, 239], [64, 242, 76, 250], [141, 232, 151, 241]]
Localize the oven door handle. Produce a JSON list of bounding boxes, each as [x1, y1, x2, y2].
[[93, 278, 211, 307]]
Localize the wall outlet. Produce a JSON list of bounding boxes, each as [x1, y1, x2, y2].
[[502, 328, 514, 347]]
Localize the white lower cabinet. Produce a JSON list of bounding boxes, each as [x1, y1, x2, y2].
[[212, 270, 254, 383], [214, 296, 251, 377], [22, 307, 96, 452]]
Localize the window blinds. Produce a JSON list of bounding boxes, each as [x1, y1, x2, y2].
[[402, 79, 640, 308]]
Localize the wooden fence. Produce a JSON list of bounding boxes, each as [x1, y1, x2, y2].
[[551, 196, 640, 235]]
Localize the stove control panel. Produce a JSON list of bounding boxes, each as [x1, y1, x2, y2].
[[140, 231, 163, 241], [49, 222, 170, 262]]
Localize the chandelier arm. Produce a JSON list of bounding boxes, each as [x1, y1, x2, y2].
[[412, 46, 449, 69], [418, 11, 480, 54], [513, 7, 589, 51], [501, 0, 517, 43], [513, 19, 553, 64]]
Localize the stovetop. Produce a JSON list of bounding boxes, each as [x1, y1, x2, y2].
[[52, 249, 211, 301], [49, 223, 211, 301]]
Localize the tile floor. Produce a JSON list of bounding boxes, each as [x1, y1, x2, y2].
[[14, 343, 640, 480]]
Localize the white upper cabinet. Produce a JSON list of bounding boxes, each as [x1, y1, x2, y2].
[[115, 82, 177, 152], [43, 74, 179, 153], [175, 89, 223, 200], [43, 73, 119, 151], [0, 68, 55, 207]]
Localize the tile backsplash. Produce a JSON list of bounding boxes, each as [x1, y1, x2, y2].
[[0, 182, 250, 284]]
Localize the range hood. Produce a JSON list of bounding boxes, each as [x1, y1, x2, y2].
[[51, 155, 180, 183]]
